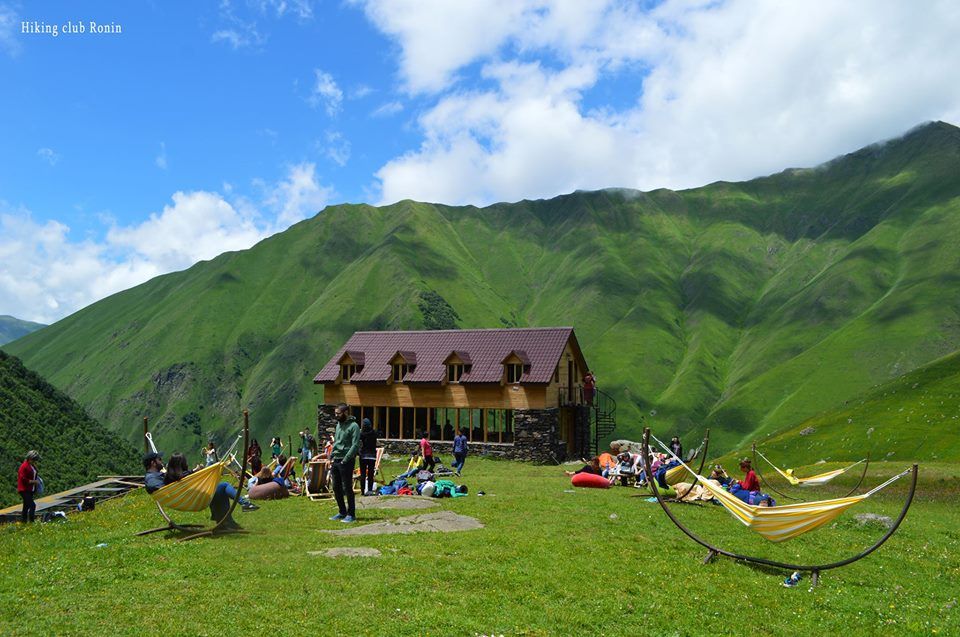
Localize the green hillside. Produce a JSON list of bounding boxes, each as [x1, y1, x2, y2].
[[742, 348, 960, 468], [6, 121, 960, 455], [0, 351, 140, 507], [0, 315, 45, 346]]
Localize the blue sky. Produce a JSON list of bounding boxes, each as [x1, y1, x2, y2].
[[2, 0, 959, 323]]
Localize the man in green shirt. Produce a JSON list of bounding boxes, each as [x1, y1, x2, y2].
[[330, 403, 361, 522]]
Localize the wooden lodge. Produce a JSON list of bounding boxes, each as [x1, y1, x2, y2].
[[313, 327, 602, 462]]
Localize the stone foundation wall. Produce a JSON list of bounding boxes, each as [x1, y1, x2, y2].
[[316, 404, 338, 440], [316, 404, 572, 464]]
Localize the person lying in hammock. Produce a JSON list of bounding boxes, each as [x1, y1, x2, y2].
[[143, 451, 258, 530], [726, 479, 776, 507], [709, 464, 731, 486]]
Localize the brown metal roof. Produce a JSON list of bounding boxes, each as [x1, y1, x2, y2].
[[314, 328, 582, 385]]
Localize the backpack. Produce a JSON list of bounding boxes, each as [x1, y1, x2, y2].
[[416, 470, 434, 482], [78, 496, 96, 512]]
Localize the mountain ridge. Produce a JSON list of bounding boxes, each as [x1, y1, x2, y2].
[[5, 121, 960, 455]]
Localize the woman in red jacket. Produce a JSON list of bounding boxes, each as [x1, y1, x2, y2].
[[738, 458, 760, 492], [17, 450, 40, 523]]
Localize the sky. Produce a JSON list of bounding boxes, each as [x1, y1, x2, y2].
[[1, 0, 960, 324]]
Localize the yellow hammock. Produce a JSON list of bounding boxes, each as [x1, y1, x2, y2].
[[143, 430, 241, 512], [756, 448, 865, 486], [652, 436, 911, 542], [149, 461, 228, 512]]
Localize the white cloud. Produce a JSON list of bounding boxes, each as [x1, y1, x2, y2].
[[320, 132, 351, 167], [309, 69, 343, 116], [349, 84, 375, 99], [363, 0, 960, 205], [371, 100, 403, 118], [155, 142, 167, 170], [264, 162, 334, 227], [0, 164, 335, 323], [106, 191, 263, 272], [211, 25, 265, 50], [36, 148, 60, 166], [0, 3, 21, 57]]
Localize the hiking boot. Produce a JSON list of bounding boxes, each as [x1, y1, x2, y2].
[[329, 513, 345, 521], [341, 515, 356, 523], [241, 502, 259, 512]]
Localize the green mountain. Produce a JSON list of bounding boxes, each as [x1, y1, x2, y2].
[[0, 315, 45, 346], [5, 121, 960, 456], [0, 351, 139, 507], [746, 347, 960, 466]]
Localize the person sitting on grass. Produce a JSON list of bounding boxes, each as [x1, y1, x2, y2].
[[144, 451, 258, 531], [615, 451, 640, 486], [564, 457, 603, 476], [737, 458, 760, 492]]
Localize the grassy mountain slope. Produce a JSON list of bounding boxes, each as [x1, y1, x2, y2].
[[0, 351, 139, 507], [6, 122, 960, 455], [0, 315, 45, 346], [741, 348, 960, 467]]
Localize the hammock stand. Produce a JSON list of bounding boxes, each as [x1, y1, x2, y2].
[[752, 444, 870, 502], [641, 428, 917, 586], [136, 411, 250, 542]]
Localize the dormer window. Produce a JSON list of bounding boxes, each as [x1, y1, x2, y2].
[[389, 351, 417, 383], [448, 364, 464, 383], [506, 363, 523, 384], [393, 363, 414, 382], [337, 351, 364, 384]]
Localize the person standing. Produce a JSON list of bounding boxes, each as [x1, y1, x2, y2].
[[202, 441, 218, 467], [452, 429, 468, 476], [248, 438, 262, 462], [299, 430, 314, 468], [669, 436, 683, 459], [358, 418, 378, 496], [270, 437, 284, 459], [419, 434, 435, 472], [329, 404, 360, 523], [17, 450, 40, 523], [583, 371, 596, 406]]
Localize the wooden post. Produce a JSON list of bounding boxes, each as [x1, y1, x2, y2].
[[373, 406, 379, 435], [455, 409, 460, 436], [483, 409, 488, 443], [399, 407, 405, 440], [427, 407, 432, 440]]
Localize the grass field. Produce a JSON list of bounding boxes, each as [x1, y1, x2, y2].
[[2, 457, 957, 636]]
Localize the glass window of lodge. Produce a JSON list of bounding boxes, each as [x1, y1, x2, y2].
[[506, 363, 523, 384], [447, 363, 464, 383]]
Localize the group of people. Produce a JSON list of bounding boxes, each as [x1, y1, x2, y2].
[[565, 437, 776, 507]]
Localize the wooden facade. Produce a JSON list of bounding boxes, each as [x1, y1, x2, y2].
[[315, 328, 592, 453]]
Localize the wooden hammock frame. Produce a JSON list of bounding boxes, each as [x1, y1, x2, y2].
[[752, 443, 870, 502], [641, 427, 918, 586], [136, 411, 250, 542]]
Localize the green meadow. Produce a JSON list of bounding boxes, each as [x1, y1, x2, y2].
[[2, 457, 957, 636]]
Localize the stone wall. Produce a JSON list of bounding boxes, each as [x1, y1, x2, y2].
[[316, 404, 573, 464], [316, 404, 338, 440]]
